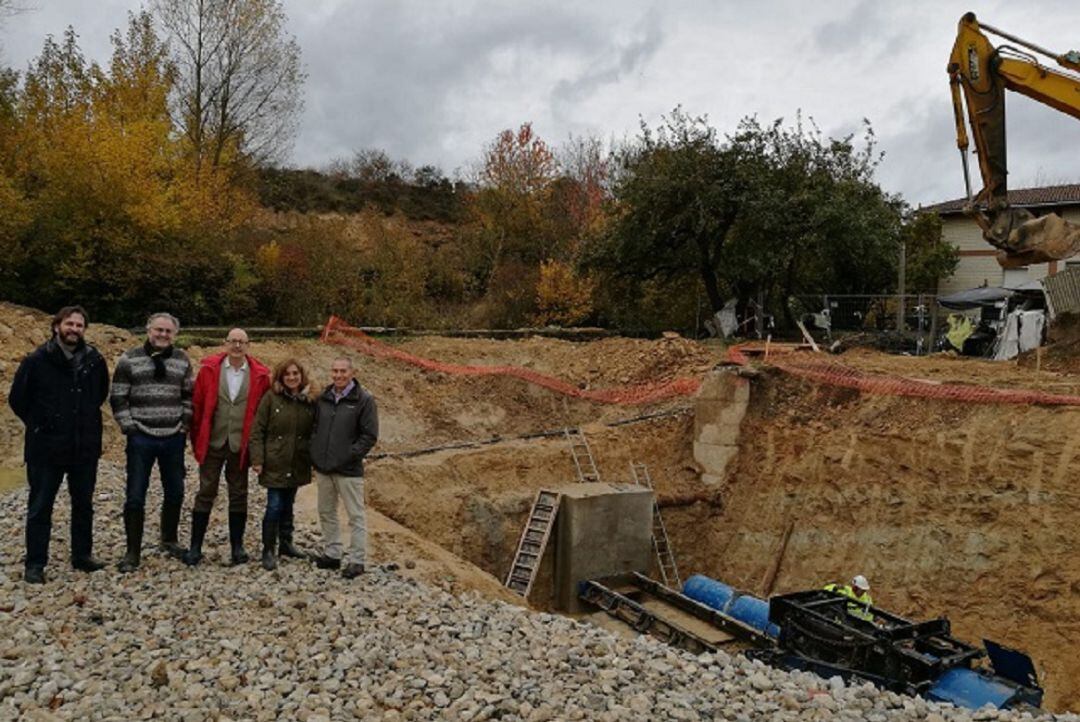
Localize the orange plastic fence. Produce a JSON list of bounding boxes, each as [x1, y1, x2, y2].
[[321, 316, 702, 405], [727, 343, 1080, 407]]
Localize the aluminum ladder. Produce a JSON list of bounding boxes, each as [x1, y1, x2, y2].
[[505, 489, 561, 597], [565, 428, 601, 483], [630, 461, 682, 589]]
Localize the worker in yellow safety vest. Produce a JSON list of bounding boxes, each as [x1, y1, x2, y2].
[[824, 575, 874, 622]]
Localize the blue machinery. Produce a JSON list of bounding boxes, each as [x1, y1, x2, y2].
[[579, 573, 1042, 711]]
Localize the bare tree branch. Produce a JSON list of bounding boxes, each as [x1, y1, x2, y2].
[[152, 0, 304, 169]]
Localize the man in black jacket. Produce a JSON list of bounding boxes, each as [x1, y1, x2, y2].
[[8, 306, 110, 584], [310, 356, 378, 579]]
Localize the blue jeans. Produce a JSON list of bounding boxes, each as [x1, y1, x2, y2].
[[124, 432, 186, 512], [26, 460, 98, 568], [264, 487, 297, 524]]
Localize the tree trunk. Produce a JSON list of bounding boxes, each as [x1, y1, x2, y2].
[[699, 261, 724, 314]]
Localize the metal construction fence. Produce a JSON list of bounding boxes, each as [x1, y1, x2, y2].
[[787, 294, 944, 354]]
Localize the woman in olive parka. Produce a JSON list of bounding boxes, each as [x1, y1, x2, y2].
[[249, 359, 315, 570]]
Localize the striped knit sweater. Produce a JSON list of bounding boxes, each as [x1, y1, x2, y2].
[[110, 345, 194, 437]]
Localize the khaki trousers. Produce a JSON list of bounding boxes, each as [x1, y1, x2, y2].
[[314, 470, 366, 565]]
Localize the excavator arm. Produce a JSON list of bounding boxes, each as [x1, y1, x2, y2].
[[948, 12, 1080, 268]]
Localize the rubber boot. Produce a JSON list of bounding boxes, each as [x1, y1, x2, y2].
[[160, 502, 186, 558], [117, 508, 144, 573], [182, 511, 210, 566], [261, 518, 278, 571], [229, 512, 249, 565], [278, 510, 305, 558]]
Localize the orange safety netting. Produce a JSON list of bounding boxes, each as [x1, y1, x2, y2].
[[321, 316, 702, 405], [726, 343, 1080, 407]]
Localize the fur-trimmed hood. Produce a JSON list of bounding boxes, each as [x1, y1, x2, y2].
[[272, 382, 313, 402]]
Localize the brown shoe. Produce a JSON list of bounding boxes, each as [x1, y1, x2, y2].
[[313, 555, 341, 570], [341, 563, 365, 579]]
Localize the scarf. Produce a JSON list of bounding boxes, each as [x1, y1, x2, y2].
[[48, 335, 87, 373], [143, 340, 174, 380]]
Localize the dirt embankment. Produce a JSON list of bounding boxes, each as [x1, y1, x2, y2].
[[667, 368, 1080, 711], [0, 302, 721, 468], [0, 303, 136, 470]]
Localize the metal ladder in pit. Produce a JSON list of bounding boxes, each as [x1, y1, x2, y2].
[[505, 489, 561, 597], [565, 428, 601, 483], [630, 461, 682, 589]]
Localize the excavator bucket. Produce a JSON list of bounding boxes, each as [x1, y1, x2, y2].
[[1000, 213, 1080, 268]]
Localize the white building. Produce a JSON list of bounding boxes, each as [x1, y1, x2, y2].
[[923, 184, 1080, 295]]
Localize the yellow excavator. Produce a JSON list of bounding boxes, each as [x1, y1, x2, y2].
[[948, 12, 1080, 268]]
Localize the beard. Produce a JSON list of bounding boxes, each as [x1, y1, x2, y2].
[[60, 330, 82, 345]]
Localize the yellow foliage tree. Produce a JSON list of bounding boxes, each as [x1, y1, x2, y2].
[[533, 258, 595, 327]]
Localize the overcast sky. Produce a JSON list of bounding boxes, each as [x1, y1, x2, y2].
[[4, 0, 1080, 206]]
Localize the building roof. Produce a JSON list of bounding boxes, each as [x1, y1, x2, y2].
[[922, 183, 1080, 215]]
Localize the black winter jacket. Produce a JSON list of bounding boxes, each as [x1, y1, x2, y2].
[[310, 382, 378, 476], [8, 337, 110, 465]]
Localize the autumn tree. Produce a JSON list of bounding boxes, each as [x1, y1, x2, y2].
[[153, 0, 305, 170], [557, 133, 611, 240], [472, 122, 559, 265], [2, 14, 255, 322]]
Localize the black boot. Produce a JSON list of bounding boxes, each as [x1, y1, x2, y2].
[[160, 502, 186, 558], [182, 511, 210, 566], [261, 518, 278, 571], [278, 510, 305, 558], [117, 508, 144, 573], [229, 512, 249, 565]]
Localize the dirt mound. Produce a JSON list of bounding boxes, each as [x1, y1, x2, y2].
[[389, 333, 719, 388], [1017, 313, 1080, 374], [0, 303, 136, 468]]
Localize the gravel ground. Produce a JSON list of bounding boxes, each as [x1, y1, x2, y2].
[[0, 464, 1075, 721]]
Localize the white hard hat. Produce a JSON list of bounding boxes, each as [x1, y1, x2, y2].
[[852, 575, 870, 591]]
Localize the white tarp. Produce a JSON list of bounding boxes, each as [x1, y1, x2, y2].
[[993, 310, 1046, 360], [704, 298, 739, 338]]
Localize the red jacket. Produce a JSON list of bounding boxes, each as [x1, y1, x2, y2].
[[190, 352, 271, 466]]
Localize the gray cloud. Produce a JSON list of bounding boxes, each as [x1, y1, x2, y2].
[[4, 1, 1080, 207], [812, 0, 910, 61], [551, 9, 663, 109]]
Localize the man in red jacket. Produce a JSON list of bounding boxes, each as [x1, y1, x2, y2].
[[184, 328, 270, 566]]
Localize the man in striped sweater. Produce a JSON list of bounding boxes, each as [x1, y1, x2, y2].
[[110, 312, 194, 573]]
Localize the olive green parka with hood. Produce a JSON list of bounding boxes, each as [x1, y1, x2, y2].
[[249, 383, 315, 489]]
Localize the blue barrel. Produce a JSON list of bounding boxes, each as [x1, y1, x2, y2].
[[926, 668, 1020, 710], [682, 575, 780, 638], [683, 574, 735, 611], [727, 593, 780, 637]]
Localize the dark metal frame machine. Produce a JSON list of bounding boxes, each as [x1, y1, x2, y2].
[[754, 589, 1042, 710], [582, 574, 1042, 711]]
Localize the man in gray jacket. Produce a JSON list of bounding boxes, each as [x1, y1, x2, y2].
[[310, 356, 378, 579]]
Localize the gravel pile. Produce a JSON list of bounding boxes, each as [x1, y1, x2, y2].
[[0, 464, 1075, 721]]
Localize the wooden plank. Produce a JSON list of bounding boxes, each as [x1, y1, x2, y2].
[[794, 320, 821, 353]]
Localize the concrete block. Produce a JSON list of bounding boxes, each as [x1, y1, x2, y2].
[[693, 441, 737, 477], [552, 482, 654, 613], [694, 370, 750, 403], [696, 420, 743, 447], [700, 473, 726, 487]]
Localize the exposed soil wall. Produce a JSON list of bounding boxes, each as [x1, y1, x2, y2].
[[366, 415, 702, 609], [672, 369, 1080, 711]]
